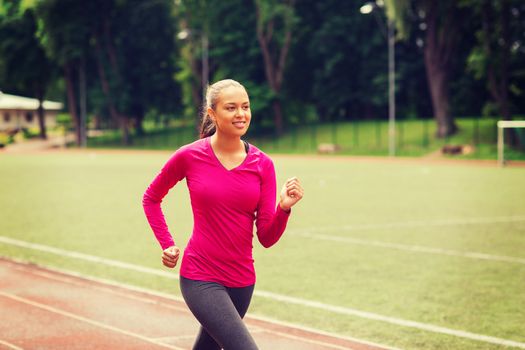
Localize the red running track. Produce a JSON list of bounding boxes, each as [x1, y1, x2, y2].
[[0, 258, 394, 350]]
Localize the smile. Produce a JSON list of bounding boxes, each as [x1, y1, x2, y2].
[[232, 121, 246, 128]]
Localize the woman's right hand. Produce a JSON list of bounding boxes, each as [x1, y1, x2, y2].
[[162, 246, 180, 268]]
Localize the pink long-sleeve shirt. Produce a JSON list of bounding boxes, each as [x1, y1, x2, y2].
[[142, 137, 290, 287]]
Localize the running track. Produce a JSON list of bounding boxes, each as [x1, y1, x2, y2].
[[0, 258, 394, 350]]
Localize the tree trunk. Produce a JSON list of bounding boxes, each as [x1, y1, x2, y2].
[[94, 40, 119, 124], [272, 100, 284, 136], [423, 3, 457, 138], [102, 20, 131, 145], [179, 16, 203, 131], [189, 53, 203, 128], [187, 33, 204, 132], [36, 89, 47, 140], [119, 114, 130, 145], [254, 0, 294, 136], [94, 34, 131, 145], [134, 104, 145, 136], [486, 0, 510, 122], [424, 52, 456, 137], [64, 62, 80, 146]]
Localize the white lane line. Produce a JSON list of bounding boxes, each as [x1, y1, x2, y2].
[[0, 340, 24, 350], [287, 215, 525, 233], [267, 331, 360, 350], [0, 292, 184, 350], [247, 328, 266, 334], [20, 268, 189, 313], [257, 330, 359, 350], [2, 237, 525, 349], [1, 256, 186, 303], [6, 260, 391, 349], [256, 290, 525, 349], [0, 236, 178, 279], [247, 314, 403, 350], [292, 232, 525, 265], [154, 335, 194, 342], [2, 256, 394, 350]]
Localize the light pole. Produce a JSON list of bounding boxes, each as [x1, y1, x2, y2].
[[177, 29, 209, 102], [360, 1, 396, 157]]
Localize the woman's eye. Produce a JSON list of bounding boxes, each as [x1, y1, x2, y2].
[[227, 107, 235, 111], [243, 106, 250, 110]]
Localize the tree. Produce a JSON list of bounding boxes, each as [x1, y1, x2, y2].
[[254, 0, 296, 135], [0, 5, 54, 139], [90, 0, 180, 140], [289, 0, 392, 122], [466, 0, 525, 147], [37, 0, 181, 145], [175, 0, 275, 135], [422, 1, 461, 137], [123, 1, 180, 136], [174, 0, 209, 129], [36, 0, 92, 146], [386, 0, 464, 137]]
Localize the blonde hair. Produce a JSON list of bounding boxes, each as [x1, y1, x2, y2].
[[199, 79, 247, 138]]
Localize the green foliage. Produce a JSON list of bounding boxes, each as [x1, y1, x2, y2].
[[206, 0, 261, 83], [0, 5, 54, 99], [34, 0, 181, 136], [463, 0, 525, 116], [0, 0, 22, 17], [255, 0, 297, 45], [35, 0, 92, 65], [114, 0, 181, 117], [175, 0, 280, 131], [481, 102, 500, 118], [466, 47, 486, 80], [384, 0, 411, 39], [55, 113, 72, 129], [289, 1, 384, 120], [173, 0, 211, 120], [0, 131, 9, 145], [0, 0, 524, 136]]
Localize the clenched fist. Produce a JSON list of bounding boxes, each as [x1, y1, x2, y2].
[[279, 177, 304, 212], [162, 246, 180, 268]]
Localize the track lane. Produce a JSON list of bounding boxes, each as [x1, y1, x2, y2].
[[0, 258, 393, 350]]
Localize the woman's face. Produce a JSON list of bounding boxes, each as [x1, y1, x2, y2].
[[210, 86, 251, 137]]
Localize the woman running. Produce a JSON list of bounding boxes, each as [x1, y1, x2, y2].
[[142, 79, 304, 350]]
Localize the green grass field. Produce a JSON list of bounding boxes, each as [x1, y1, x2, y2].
[[1, 150, 524, 350]]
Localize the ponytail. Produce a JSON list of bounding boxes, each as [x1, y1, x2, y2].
[[199, 110, 216, 138]]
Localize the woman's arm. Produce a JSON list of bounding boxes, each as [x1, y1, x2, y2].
[[142, 150, 186, 250], [255, 157, 303, 248]]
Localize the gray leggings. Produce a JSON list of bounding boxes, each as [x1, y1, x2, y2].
[[180, 276, 258, 350]]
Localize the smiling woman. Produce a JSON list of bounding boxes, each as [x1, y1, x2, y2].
[[142, 79, 304, 349], [203, 79, 251, 139], [203, 80, 252, 170]]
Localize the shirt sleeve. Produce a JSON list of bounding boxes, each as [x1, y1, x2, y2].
[[255, 155, 291, 248], [142, 149, 186, 250]]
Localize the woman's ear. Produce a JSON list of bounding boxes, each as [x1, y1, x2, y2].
[[207, 108, 216, 123]]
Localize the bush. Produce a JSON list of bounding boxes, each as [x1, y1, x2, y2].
[[0, 131, 13, 146]]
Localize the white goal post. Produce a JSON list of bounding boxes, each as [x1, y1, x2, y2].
[[497, 120, 525, 167]]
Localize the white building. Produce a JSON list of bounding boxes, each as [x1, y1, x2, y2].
[[0, 92, 63, 132]]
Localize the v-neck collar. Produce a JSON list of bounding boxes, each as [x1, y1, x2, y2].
[[206, 136, 250, 172]]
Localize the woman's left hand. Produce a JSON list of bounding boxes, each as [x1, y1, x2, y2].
[[279, 177, 304, 212]]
